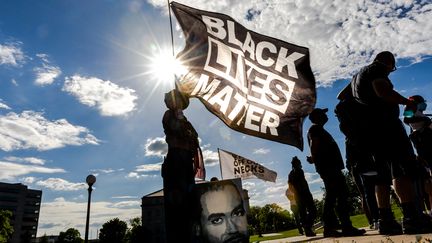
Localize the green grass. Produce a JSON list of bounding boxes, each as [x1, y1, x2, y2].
[[249, 206, 403, 242]]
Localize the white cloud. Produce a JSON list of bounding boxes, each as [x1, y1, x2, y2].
[[38, 198, 141, 237], [202, 149, 219, 166], [35, 178, 87, 191], [33, 53, 61, 86], [90, 168, 118, 174], [0, 161, 64, 180], [135, 163, 162, 172], [0, 100, 11, 110], [304, 172, 323, 185], [11, 79, 18, 86], [112, 196, 138, 199], [150, 0, 432, 85], [63, 75, 138, 116], [0, 110, 100, 151], [125, 172, 157, 179], [253, 148, 270, 155], [20, 176, 37, 184], [0, 42, 25, 66], [143, 137, 167, 157], [109, 200, 141, 209], [143, 137, 218, 166], [4, 156, 46, 165]]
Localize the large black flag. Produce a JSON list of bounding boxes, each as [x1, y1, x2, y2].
[[171, 2, 316, 150]]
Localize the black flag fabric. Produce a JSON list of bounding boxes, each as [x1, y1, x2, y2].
[[171, 2, 316, 150]]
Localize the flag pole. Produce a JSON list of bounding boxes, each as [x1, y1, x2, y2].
[[167, 0, 175, 57], [167, 0, 180, 90], [217, 148, 223, 180]]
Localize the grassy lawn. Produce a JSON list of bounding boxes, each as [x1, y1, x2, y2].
[[249, 205, 403, 242]]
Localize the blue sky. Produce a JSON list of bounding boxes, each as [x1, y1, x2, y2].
[[1, 0, 431, 238]]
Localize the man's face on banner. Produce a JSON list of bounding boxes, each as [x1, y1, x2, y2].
[[199, 184, 248, 243]]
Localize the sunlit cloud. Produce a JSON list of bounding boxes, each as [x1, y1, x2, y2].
[[0, 161, 65, 180], [0, 42, 25, 66], [304, 172, 323, 185], [253, 148, 270, 155], [20, 176, 37, 184], [3, 156, 46, 165], [143, 137, 167, 157], [202, 149, 219, 167], [109, 200, 141, 209], [112, 196, 138, 199], [34, 65, 61, 85], [63, 75, 138, 116], [38, 198, 141, 237], [149, 0, 432, 85], [35, 178, 87, 191], [0, 111, 100, 151], [125, 172, 157, 179], [135, 163, 162, 172], [0, 100, 11, 110], [33, 53, 62, 86]]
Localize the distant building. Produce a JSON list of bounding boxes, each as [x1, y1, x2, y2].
[[141, 189, 165, 243], [141, 185, 250, 243], [0, 182, 42, 243]]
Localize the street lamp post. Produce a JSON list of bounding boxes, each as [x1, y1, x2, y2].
[[85, 174, 96, 243]]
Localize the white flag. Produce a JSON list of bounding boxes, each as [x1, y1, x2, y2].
[[218, 149, 277, 182]]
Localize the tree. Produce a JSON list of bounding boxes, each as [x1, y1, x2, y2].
[[58, 228, 83, 243], [343, 171, 363, 215], [0, 210, 14, 243], [99, 218, 128, 243], [39, 234, 49, 243], [126, 217, 150, 243], [247, 204, 296, 235]]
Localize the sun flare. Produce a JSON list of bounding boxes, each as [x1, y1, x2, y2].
[[148, 48, 187, 86]]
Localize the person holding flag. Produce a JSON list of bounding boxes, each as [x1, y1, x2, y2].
[[161, 89, 204, 243]]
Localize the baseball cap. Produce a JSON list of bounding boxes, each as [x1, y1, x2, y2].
[[309, 108, 328, 122]]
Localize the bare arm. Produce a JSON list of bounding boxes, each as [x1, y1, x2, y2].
[[372, 78, 409, 105], [309, 136, 321, 163]]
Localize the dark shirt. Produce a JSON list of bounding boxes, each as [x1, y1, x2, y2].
[[351, 62, 399, 119], [307, 124, 344, 175], [163, 110, 199, 151]]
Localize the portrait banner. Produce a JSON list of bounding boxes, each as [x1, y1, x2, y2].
[[218, 149, 277, 182], [171, 2, 316, 150], [194, 178, 249, 242]]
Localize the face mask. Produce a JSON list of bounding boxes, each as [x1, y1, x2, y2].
[[418, 102, 427, 112]]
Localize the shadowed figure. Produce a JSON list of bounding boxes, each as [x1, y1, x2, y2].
[[307, 108, 366, 238], [350, 51, 432, 234], [287, 156, 317, 237], [161, 89, 200, 243]]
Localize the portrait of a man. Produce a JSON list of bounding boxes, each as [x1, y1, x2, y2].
[[194, 179, 249, 243]]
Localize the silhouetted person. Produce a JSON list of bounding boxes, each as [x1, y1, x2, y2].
[[403, 95, 432, 216], [336, 84, 379, 230], [307, 108, 366, 237], [162, 89, 200, 243], [286, 186, 304, 235], [288, 156, 317, 236], [350, 51, 432, 234]]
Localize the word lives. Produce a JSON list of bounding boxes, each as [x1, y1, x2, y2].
[[190, 15, 306, 136]]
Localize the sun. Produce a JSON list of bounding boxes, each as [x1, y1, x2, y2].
[[147, 48, 187, 87]]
